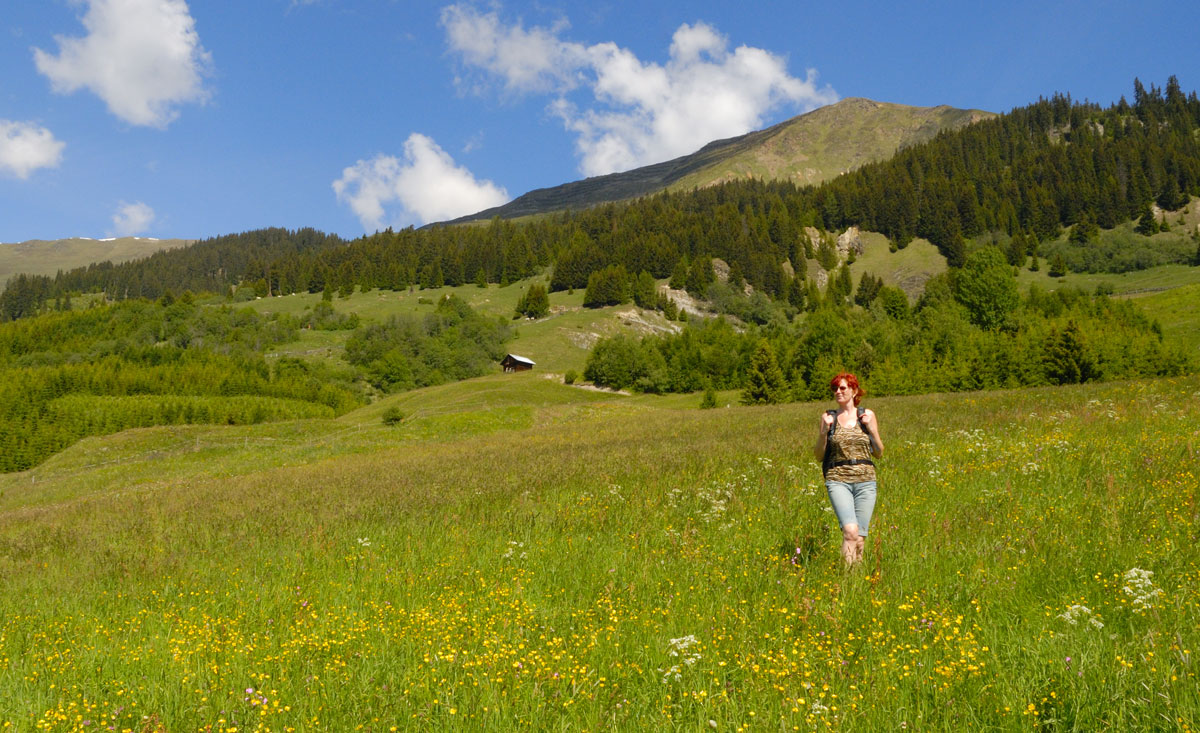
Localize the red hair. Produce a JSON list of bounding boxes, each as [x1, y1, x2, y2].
[[829, 372, 864, 406]]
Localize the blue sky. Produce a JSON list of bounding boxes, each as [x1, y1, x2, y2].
[[2, 0, 1197, 244]]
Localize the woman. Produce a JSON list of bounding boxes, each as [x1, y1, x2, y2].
[[813, 372, 884, 566]]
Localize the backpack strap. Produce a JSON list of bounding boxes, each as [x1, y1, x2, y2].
[[821, 410, 838, 474]]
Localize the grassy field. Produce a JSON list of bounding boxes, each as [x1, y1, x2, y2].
[[1131, 282, 1200, 358], [0, 237, 191, 286], [1, 373, 1197, 731], [241, 280, 679, 375], [1016, 262, 1200, 297]]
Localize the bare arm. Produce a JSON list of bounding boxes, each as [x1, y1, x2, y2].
[[860, 409, 884, 458], [813, 412, 833, 462]]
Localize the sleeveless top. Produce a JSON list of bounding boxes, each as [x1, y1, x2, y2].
[[824, 419, 877, 483]]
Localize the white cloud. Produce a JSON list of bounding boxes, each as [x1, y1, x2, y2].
[[33, 0, 212, 128], [0, 120, 65, 179], [440, 4, 586, 95], [333, 133, 509, 232], [111, 201, 156, 236], [442, 5, 838, 176]]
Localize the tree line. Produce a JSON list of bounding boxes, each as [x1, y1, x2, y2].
[[0, 291, 516, 472], [584, 246, 1193, 399], [3, 78, 1198, 321], [0, 297, 363, 472]]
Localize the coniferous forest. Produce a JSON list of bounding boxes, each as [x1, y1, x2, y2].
[[3, 77, 1197, 316], [1, 78, 1198, 470]]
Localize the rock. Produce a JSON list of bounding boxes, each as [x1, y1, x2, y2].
[[837, 226, 864, 259]]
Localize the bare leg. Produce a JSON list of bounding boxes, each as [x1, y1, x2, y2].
[[854, 535, 866, 564], [841, 524, 860, 566]]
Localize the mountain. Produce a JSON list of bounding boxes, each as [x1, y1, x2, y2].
[[447, 97, 993, 223], [0, 236, 191, 286]]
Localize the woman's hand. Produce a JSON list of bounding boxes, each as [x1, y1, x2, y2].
[[820, 411, 835, 430]]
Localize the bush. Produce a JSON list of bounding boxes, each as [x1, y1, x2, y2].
[[563, 369, 578, 385]]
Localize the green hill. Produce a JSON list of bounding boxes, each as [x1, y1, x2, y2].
[[0, 236, 191, 286], [449, 97, 992, 223]]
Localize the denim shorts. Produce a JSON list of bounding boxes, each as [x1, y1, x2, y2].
[[825, 480, 877, 537]]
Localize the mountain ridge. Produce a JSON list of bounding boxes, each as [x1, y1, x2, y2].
[[444, 97, 993, 224]]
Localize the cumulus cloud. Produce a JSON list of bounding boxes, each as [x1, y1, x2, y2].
[[111, 201, 156, 236], [441, 4, 586, 95], [0, 120, 65, 179], [33, 0, 212, 128], [333, 133, 509, 232], [442, 5, 838, 176]]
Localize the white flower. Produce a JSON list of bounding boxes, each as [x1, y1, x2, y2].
[[1122, 567, 1163, 611], [1058, 604, 1103, 629]]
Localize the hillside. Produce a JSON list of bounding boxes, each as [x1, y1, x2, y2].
[[0, 236, 191, 286], [447, 97, 992, 223], [1, 372, 1197, 729]]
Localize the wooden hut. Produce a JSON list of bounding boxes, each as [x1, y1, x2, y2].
[[501, 354, 535, 372]]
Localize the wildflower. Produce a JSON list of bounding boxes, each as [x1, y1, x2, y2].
[[1122, 568, 1163, 611], [1058, 604, 1103, 629], [357, 537, 370, 547], [660, 634, 701, 682]]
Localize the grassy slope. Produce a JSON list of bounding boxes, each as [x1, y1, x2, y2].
[[452, 99, 993, 223], [671, 98, 992, 191], [0, 237, 191, 285], [0, 373, 1196, 730], [243, 280, 682, 375], [1132, 282, 1200, 356], [846, 232, 947, 299]]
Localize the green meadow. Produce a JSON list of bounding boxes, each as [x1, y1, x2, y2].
[[1, 370, 1197, 731]]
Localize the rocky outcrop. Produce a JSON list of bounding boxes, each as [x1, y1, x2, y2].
[[837, 226, 865, 259]]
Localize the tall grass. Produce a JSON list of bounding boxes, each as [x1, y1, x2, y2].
[[1, 376, 1197, 730]]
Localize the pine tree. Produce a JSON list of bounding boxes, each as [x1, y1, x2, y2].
[[1134, 203, 1159, 236], [669, 257, 690, 290], [740, 339, 787, 405], [1007, 231, 1028, 266], [727, 261, 745, 292], [1044, 322, 1096, 384], [632, 270, 657, 308], [1048, 254, 1068, 278], [515, 283, 550, 319]]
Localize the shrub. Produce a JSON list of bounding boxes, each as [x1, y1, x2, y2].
[[381, 406, 404, 425]]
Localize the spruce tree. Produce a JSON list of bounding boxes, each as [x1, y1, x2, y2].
[[1049, 254, 1068, 278], [632, 271, 657, 308], [669, 257, 689, 290], [740, 339, 787, 405], [515, 283, 549, 319], [1134, 203, 1159, 236]]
